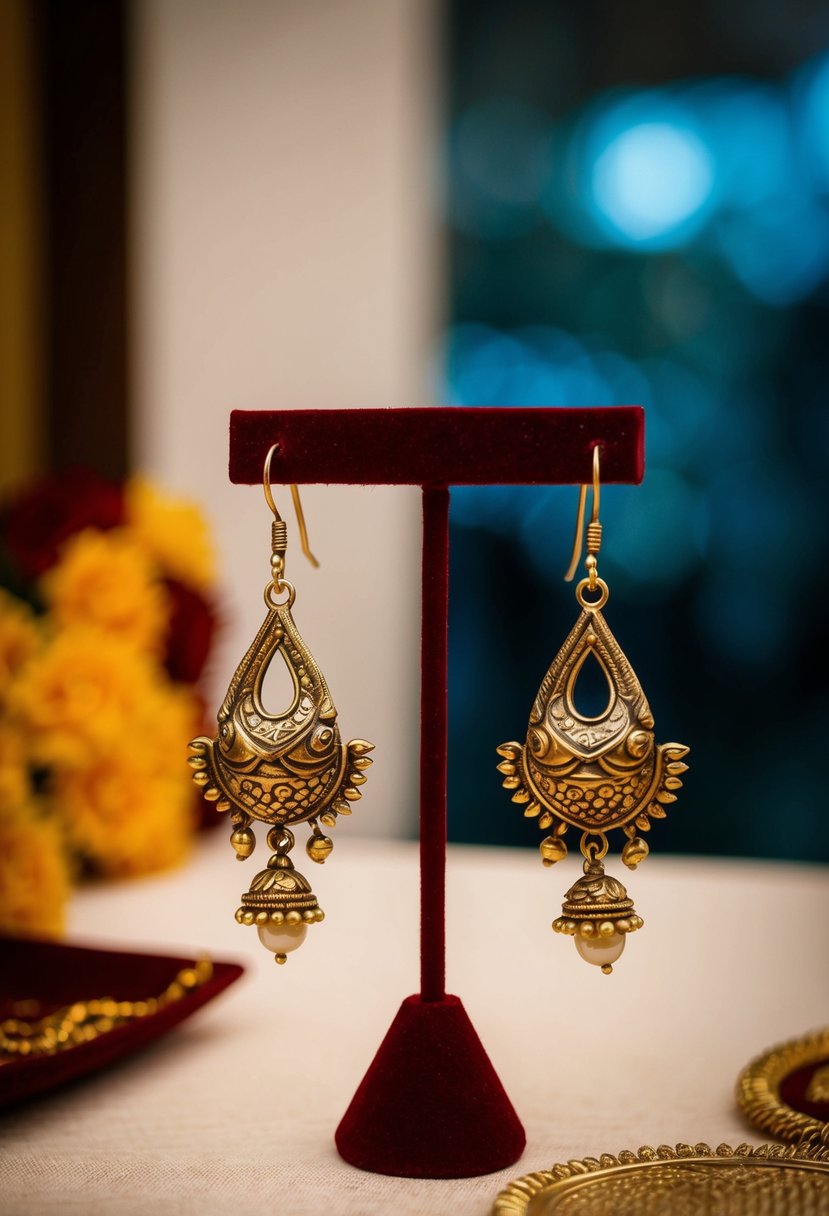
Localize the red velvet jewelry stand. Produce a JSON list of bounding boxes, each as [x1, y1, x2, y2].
[[229, 407, 644, 1179]]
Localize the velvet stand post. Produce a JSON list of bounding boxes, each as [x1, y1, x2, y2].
[[228, 407, 644, 1179]]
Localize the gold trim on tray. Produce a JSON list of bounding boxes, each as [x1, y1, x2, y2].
[[491, 1141, 829, 1215], [0, 957, 214, 1061], [737, 1026, 829, 1144]]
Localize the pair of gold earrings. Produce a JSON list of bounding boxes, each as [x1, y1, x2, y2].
[[190, 446, 688, 973]]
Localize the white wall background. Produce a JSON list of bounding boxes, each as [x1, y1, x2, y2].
[[131, 0, 441, 836]]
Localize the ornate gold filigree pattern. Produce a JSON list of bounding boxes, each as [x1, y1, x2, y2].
[[492, 1141, 829, 1215], [497, 454, 689, 971], [497, 608, 688, 846], [189, 456, 373, 962], [738, 1027, 829, 1145], [189, 603, 372, 833]]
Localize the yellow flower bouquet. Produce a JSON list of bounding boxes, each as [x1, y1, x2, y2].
[[0, 469, 218, 939]]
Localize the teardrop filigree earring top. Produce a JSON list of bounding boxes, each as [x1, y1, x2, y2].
[[497, 447, 688, 973], [189, 446, 374, 963]]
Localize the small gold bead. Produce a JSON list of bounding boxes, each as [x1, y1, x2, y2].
[[242, 911, 254, 925], [599, 921, 615, 937], [601, 964, 613, 975], [539, 835, 567, 864], [267, 826, 294, 852], [275, 953, 287, 965], [255, 911, 268, 924], [230, 827, 255, 859], [579, 921, 595, 938], [315, 908, 325, 922], [286, 910, 301, 925], [306, 834, 333, 864], [302, 910, 316, 923], [270, 911, 285, 923]]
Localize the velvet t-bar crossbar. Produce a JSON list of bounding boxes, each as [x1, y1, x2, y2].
[[229, 406, 644, 1179]]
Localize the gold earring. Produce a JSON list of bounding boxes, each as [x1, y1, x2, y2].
[[497, 447, 688, 973], [189, 446, 374, 964]]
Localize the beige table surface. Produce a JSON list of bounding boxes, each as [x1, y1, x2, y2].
[[0, 833, 827, 1216]]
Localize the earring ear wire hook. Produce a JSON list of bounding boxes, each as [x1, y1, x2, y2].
[[564, 445, 601, 583], [263, 443, 320, 568]]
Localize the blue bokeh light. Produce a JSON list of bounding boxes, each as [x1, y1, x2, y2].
[[445, 325, 526, 405], [445, 16, 829, 862], [716, 197, 829, 306], [538, 66, 829, 303], [440, 322, 720, 595], [444, 54, 829, 656], [689, 80, 791, 210], [590, 119, 716, 247]]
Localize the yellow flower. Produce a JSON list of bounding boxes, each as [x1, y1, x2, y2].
[[0, 723, 30, 810], [42, 529, 169, 654], [0, 802, 70, 938], [55, 674, 199, 877], [126, 476, 215, 592], [7, 628, 163, 768], [143, 682, 200, 782], [58, 737, 194, 878], [0, 590, 40, 705]]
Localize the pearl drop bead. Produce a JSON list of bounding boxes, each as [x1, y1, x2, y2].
[[256, 920, 307, 957], [574, 929, 625, 969]]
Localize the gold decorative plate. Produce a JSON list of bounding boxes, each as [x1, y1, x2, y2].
[[491, 1142, 829, 1215], [738, 1027, 829, 1144]]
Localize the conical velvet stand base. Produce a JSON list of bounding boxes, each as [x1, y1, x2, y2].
[[335, 995, 526, 1179]]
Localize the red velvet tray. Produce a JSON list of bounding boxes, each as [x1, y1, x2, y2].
[[0, 935, 243, 1109]]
